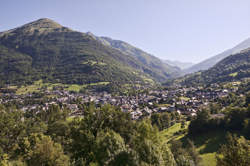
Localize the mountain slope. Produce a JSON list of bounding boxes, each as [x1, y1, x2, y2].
[[177, 48, 250, 86], [86, 32, 181, 81], [184, 38, 250, 74], [0, 18, 174, 86]]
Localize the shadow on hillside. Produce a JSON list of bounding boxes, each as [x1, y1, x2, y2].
[[180, 129, 227, 154]]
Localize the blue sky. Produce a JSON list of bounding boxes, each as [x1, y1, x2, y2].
[[1, 0, 250, 63]]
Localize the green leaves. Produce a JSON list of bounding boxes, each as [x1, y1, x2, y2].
[[69, 104, 176, 165], [95, 130, 126, 165], [216, 134, 250, 166], [19, 133, 70, 166]]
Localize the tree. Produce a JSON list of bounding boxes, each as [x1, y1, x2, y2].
[[0, 153, 9, 166], [95, 130, 127, 165], [170, 140, 197, 166], [181, 121, 185, 129], [151, 113, 171, 131], [19, 133, 69, 166], [0, 109, 26, 155], [133, 120, 176, 166], [216, 133, 250, 166], [188, 109, 211, 135], [186, 139, 202, 166], [209, 103, 220, 114], [245, 92, 250, 106], [225, 107, 246, 130], [47, 120, 70, 146]]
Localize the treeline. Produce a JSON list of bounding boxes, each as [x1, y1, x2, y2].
[[188, 95, 250, 138], [0, 103, 201, 166], [187, 95, 250, 166], [150, 112, 182, 131]]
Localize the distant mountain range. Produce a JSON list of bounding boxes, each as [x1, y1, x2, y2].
[[175, 48, 250, 86], [0, 18, 180, 88], [184, 38, 250, 74], [163, 60, 194, 70]]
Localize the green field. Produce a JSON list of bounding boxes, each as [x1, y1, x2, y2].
[[15, 80, 110, 94], [157, 104, 171, 108], [179, 96, 190, 101], [229, 72, 238, 77], [81, 60, 107, 66], [160, 122, 189, 143]]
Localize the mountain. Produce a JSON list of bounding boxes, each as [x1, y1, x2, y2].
[[86, 32, 181, 81], [184, 38, 250, 74], [0, 18, 179, 88], [0, 18, 181, 89], [176, 48, 250, 86], [163, 60, 194, 70]]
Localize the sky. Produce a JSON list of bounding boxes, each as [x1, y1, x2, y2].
[[1, 0, 250, 63]]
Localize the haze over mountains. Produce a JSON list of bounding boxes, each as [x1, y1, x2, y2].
[[163, 60, 194, 70], [0, 18, 180, 87], [184, 38, 250, 74], [175, 48, 250, 86]]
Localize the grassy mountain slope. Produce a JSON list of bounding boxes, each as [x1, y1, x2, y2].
[[184, 38, 250, 74], [0, 18, 175, 86], [87, 32, 181, 82], [175, 48, 250, 86]]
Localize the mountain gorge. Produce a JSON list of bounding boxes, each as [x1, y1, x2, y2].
[[0, 18, 179, 87]]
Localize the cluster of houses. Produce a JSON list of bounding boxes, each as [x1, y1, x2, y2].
[[0, 84, 233, 119]]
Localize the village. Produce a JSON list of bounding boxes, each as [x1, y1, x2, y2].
[[0, 83, 237, 120]]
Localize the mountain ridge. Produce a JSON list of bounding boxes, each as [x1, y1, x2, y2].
[[184, 38, 250, 74], [175, 47, 250, 86], [85, 32, 181, 81], [0, 18, 178, 89]]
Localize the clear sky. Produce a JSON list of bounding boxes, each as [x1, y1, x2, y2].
[[1, 0, 250, 63]]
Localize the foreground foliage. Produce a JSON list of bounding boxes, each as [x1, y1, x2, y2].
[[0, 104, 179, 166]]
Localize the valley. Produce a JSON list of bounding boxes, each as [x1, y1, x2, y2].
[[0, 18, 250, 166]]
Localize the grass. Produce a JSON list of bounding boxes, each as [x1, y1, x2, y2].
[[180, 130, 227, 166], [229, 72, 238, 77], [16, 80, 110, 94], [161, 123, 227, 166], [65, 84, 87, 92], [179, 96, 190, 101], [16, 80, 44, 95], [160, 122, 189, 143], [65, 82, 109, 92], [157, 104, 171, 108], [201, 153, 217, 166], [82, 60, 106, 66], [223, 81, 241, 89]]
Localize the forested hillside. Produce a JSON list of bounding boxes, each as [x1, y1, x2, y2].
[[175, 48, 250, 86], [87, 33, 181, 82], [184, 37, 250, 74], [0, 18, 177, 88]]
